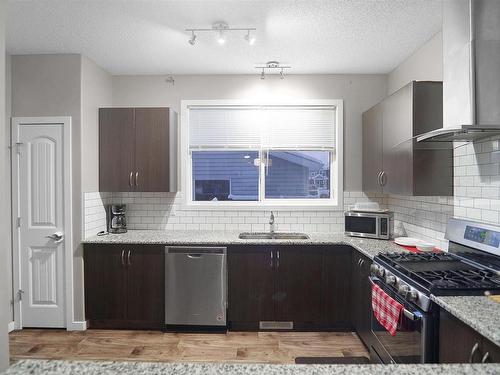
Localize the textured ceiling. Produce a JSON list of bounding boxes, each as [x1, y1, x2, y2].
[[6, 0, 443, 75]]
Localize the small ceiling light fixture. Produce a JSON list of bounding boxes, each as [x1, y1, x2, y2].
[[188, 31, 197, 46], [255, 61, 291, 80], [244, 30, 256, 45], [186, 22, 256, 46]]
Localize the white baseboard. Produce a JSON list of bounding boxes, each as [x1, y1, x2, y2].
[[67, 320, 88, 331], [8, 321, 15, 332]]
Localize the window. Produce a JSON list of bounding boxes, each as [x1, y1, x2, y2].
[[183, 101, 343, 208]]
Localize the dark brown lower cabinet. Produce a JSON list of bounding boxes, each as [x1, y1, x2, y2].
[[84, 244, 165, 330], [275, 246, 324, 328], [228, 245, 352, 331], [351, 252, 374, 348], [439, 309, 500, 363], [227, 246, 275, 330]]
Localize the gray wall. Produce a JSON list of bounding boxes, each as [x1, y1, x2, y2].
[[387, 32, 443, 95], [5, 53, 12, 323], [81, 56, 112, 193], [112, 74, 387, 191], [0, 0, 10, 369]]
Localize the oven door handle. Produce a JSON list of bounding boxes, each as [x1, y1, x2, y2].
[[369, 276, 421, 321]]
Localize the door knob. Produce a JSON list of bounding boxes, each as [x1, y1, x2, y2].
[[46, 232, 64, 242]]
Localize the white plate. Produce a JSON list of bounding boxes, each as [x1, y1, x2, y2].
[[416, 244, 435, 252], [394, 237, 426, 247], [351, 208, 390, 213]]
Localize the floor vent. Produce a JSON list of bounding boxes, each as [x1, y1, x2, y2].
[[259, 321, 293, 330]]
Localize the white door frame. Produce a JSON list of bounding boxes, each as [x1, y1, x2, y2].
[[11, 116, 74, 330]]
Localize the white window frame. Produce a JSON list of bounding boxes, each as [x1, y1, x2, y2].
[[180, 99, 343, 211]]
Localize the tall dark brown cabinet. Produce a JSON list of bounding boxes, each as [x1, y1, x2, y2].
[[99, 107, 178, 192]]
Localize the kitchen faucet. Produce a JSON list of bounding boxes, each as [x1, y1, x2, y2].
[[269, 211, 275, 234]]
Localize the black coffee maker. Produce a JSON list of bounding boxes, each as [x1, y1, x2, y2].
[[107, 204, 127, 234]]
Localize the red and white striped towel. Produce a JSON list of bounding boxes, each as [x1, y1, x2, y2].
[[371, 283, 403, 336]]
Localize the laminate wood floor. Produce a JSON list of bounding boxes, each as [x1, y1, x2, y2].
[[10, 329, 369, 364]]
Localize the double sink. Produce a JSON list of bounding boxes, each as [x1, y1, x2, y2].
[[239, 232, 310, 240]]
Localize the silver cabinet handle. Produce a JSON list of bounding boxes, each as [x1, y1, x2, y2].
[[127, 250, 132, 266], [135, 172, 139, 187], [469, 342, 480, 363], [357, 258, 362, 266], [276, 250, 280, 268], [129, 171, 133, 187], [359, 259, 365, 267], [270, 251, 273, 268], [377, 171, 383, 186], [121, 250, 125, 267], [380, 171, 387, 187], [481, 352, 490, 363]]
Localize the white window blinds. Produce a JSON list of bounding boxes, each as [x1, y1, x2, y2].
[[189, 106, 336, 150]]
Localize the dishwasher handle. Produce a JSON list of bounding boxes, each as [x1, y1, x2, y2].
[[187, 254, 203, 259], [166, 246, 227, 255]]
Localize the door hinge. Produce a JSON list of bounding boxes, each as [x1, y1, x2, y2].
[[17, 289, 24, 301], [15, 142, 24, 155], [16, 217, 21, 227]]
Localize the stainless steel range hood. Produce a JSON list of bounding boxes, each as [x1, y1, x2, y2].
[[417, 0, 500, 143]]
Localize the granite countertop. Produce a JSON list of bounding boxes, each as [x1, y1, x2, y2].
[[431, 295, 500, 347], [82, 230, 500, 350], [82, 230, 405, 260], [4, 359, 500, 375]]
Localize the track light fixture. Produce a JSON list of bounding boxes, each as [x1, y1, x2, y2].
[[255, 61, 291, 80], [188, 31, 197, 46], [186, 22, 256, 46], [244, 30, 256, 45]]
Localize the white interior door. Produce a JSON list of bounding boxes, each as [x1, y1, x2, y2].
[[13, 118, 70, 328]]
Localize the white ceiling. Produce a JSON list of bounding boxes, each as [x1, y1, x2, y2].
[[6, 0, 443, 75]]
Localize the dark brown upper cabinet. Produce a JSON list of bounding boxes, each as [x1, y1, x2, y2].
[[99, 107, 178, 192], [362, 81, 453, 196]]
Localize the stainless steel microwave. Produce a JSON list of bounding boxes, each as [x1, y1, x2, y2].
[[345, 211, 394, 240]]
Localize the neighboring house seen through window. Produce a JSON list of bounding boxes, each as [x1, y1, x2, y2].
[[185, 102, 342, 208]]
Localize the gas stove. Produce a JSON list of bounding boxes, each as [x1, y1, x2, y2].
[[369, 218, 500, 364], [372, 218, 500, 312]]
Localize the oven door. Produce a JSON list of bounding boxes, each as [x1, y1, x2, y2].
[[369, 277, 429, 364], [345, 213, 379, 238]]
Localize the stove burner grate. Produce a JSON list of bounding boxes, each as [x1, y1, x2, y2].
[[414, 269, 500, 290]]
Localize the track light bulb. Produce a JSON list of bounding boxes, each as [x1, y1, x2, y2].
[[260, 69, 265, 80], [217, 30, 226, 45], [188, 31, 197, 46], [280, 68, 285, 80], [244, 30, 256, 45]]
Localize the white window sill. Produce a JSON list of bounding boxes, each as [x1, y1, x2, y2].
[[180, 202, 344, 212]]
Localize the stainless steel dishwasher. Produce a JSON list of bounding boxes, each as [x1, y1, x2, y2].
[[165, 246, 227, 326]]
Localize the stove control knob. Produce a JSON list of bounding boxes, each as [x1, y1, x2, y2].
[[407, 289, 419, 302], [377, 267, 385, 278], [398, 285, 410, 296], [385, 275, 396, 286]]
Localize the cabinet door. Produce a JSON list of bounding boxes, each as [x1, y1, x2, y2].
[[228, 246, 275, 330], [134, 108, 172, 192], [126, 245, 165, 329], [99, 108, 135, 192], [382, 83, 413, 195], [362, 104, 383, 193], [439, 310, 483, 363], [84, 245, 128, 327], [351, 252, 374, 348], [321, 246, 352, 329], [275, 246, 324, 328], [481, 338, 500, 363]]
